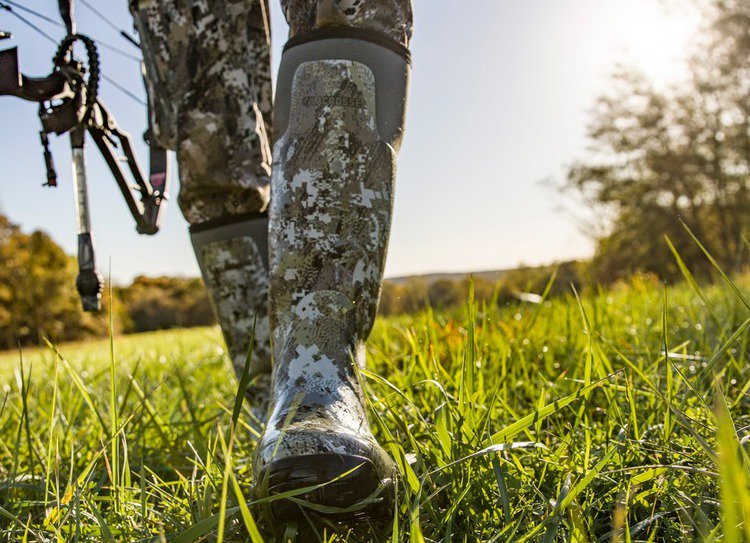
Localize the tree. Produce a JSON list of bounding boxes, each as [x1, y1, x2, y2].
[[0, 215, 106, 348], [567, 1, 750, 282], [116, 276, 213, 333], [0, 214, 213, 347]]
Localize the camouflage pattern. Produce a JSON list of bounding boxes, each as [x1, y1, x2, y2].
[[254, 59, 398, 479], [130, 0, 273, 224], [282, 0, 413, 46], [131, 0, 412, 225], [199, 233, 271, 374], [130, 0, 412, 435]]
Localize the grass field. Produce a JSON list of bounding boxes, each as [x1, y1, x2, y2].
[[1, 267, 750, 542]]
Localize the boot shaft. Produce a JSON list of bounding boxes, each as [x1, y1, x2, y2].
[[190, 213, 272, 379]]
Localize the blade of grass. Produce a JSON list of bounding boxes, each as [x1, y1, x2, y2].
[[484, 375, 614, 446]]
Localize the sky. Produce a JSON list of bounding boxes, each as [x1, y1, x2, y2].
[[0, 0, 702, 283]]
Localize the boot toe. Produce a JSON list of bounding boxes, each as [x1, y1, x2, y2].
[[254, 428, 397, 523]]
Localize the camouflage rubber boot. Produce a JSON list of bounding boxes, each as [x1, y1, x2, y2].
[[190, 213, 272, 417], [253, 27, 410, 523]]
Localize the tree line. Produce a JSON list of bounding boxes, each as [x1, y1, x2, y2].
[[0, 213, 586, 349], [0, 215, 213, 349]]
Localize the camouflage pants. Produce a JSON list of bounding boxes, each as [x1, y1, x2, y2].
[[130, 0, 413, 226]]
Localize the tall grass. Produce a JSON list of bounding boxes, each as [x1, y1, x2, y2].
[[0, 265, 749, 541]]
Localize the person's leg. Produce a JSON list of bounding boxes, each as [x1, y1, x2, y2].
[[254, 0, 413, 521], [282, 0, 413, 45], [130, 0, 273, 406]]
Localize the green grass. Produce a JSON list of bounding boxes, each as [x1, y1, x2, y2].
[[1, 270, 750, 542]]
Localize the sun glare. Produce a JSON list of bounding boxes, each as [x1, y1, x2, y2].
[[607, 1, 701, 87]]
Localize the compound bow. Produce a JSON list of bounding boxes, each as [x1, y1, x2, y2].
[[0, 0, 169, 311]]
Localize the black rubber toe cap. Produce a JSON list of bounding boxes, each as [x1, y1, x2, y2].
[[255, 451, 396, 524]]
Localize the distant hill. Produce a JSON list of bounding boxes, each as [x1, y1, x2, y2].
[[379, 260, 583, 315], [386, 268, 513, 285]]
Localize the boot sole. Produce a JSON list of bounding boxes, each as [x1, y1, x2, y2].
[[256, 452, 395, 524]]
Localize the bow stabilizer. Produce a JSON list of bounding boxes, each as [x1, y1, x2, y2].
[[0, 2, 170, 311]]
